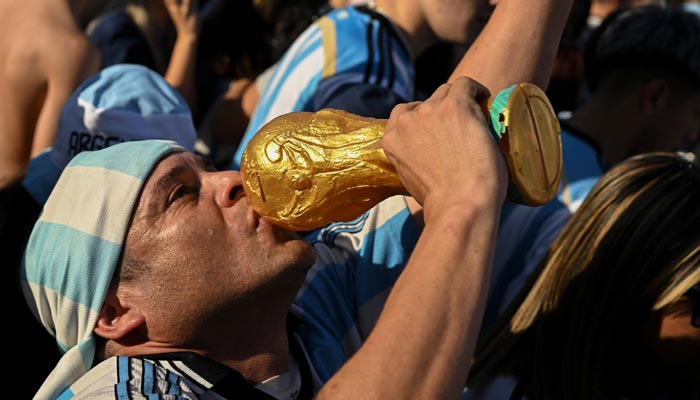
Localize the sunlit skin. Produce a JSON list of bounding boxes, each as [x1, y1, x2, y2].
[[418, 0, 495, 46], [375, 0, 496, 57], [650, 296, 700, 385], [108, 151, 315, 383]]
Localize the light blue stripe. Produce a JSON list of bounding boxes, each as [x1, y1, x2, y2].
[[57, 388, 74, 400], [116, 356, 131, 399], [292, 72, 323, 112], [143, 361, 157, 398], [333, 9, 373, 77], [167, 371, 180, 395], [24, 221, 122, 312], [354, 207, 417, 306]]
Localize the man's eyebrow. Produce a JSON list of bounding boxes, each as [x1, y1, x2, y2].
[[201, 156, 216, 171], [152, 164, 189, 193]]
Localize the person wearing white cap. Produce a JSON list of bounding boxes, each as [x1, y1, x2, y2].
[[23, 63, 198, 206], [23, 77, 506, 399]]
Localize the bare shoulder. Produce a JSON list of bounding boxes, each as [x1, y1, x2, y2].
[[0, 2, 101, 168], [0, 3, 100, 91], [41, 20, 101, 89]]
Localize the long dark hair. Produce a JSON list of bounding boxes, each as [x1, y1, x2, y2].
[[468, 152, 700, 399]]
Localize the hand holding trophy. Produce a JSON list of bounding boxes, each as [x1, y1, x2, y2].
[[240, 83, 562, 231]]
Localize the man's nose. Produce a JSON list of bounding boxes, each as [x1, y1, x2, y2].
[[207, 170, 244, 208]]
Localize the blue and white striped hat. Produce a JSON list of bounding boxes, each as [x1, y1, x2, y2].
[[21, 140, 184, 399], [23, 63, 196, 206]]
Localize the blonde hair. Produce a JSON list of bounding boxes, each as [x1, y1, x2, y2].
[[468, 152, 700, 399]]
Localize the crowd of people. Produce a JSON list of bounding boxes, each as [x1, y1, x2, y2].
[[2, 0, 699, 399]]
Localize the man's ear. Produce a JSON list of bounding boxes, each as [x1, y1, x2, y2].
[[640, 78, 671, 114], [94, 292, 145, 340]]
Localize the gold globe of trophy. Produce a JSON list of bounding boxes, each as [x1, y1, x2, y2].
[[240, 83, 562, 231]]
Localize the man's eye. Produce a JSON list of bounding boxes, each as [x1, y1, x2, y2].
[[169, 186, 197, 203]]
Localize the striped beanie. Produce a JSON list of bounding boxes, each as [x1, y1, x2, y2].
[[21, 140, 184, 399]]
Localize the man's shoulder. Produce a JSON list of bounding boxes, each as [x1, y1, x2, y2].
[[61, 356, 203, 399]]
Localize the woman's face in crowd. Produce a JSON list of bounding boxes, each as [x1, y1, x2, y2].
[[650, 290, 700, 383]]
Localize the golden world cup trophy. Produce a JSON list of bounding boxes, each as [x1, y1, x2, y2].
[[240, 83, 562, 231]]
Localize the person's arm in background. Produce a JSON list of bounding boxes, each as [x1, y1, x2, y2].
[[450, 0, 574, 91], [318, 78, 507, 400], [33, 36, 102, 158], [162, 0, 201, 116]]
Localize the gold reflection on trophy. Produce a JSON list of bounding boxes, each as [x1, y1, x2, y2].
[[241, 109, 402, 231], [241, 83, 562, 231]]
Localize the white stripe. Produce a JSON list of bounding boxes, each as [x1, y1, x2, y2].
[[40, 165, 142, 243], [263, 47, 324, 125], [25, 281, 98, 350], [261, 27, 321, 107], [172, 360, 212, 388], [296, 196, 409, 299]]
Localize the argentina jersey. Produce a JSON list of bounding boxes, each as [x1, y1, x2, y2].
[[291, 195, 420, 386], [230, 6, 415, 170]]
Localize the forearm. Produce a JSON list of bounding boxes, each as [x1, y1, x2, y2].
[[164, 34, 198, 115], [318, 202, 501, 400], [449, 0, 573, 91]]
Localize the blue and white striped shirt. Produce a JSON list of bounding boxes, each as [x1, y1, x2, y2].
[[230, 6, 414, 170]]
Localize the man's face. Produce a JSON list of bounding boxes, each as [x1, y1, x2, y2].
[[122, 152, 315, 327], [639, 91, 700, 156], [420, 0, 496, 45]]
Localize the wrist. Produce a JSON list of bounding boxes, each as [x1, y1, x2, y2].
[[423, 196, 501, 228], [176, 31, 199, 44]]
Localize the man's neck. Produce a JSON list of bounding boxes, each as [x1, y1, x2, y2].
[[373, 0, 438, 59], [112, 305, 293, 384], [214, 322, 291, 384], [198, 304, 294, 384]]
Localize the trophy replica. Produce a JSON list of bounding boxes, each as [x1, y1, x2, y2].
[[240, 83, 562, 231]]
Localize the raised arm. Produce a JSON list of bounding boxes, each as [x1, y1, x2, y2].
[[317, 77, 507, 399], [162, 0, 200, 115], [449, 0, 574, 91]]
